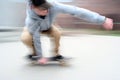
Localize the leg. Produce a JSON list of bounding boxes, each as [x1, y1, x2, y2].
[[21, 27, 36, 56], [49, 24, 62, 56]]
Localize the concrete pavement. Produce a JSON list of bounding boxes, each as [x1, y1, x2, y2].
[[0, 35, 120, 80]]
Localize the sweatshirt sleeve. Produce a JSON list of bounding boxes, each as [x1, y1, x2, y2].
[[54, 2, 106, 25], [32, 30, 43, 58]]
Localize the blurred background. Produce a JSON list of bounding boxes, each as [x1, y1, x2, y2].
[[0, 0, 120, 42]]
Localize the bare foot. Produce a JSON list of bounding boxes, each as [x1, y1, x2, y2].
[[38, 57, 48, 64], [103, 18, 113, 30]]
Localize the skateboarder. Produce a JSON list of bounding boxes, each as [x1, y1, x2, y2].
[[21, 0, 113, 64]]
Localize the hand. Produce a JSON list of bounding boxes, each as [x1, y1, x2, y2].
[[103, 18, 113, 30], [38, 57, 48, 64]]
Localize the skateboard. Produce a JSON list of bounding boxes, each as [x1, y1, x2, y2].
[[30, 57, 72, 66]]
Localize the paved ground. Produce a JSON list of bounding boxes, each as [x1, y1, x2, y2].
[[0, 35, 120, 80]]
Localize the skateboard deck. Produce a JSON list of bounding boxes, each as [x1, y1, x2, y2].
[[30, 57, 72, 66]]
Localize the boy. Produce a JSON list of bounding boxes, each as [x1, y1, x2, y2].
[[21, 0, 113, 64]]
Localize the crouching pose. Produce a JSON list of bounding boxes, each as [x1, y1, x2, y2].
[[21, 0, 113, 64]]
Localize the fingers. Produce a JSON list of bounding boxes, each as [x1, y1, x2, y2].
[[103, 18, 113, 30]]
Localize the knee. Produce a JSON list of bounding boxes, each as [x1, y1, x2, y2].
[[20, 33, 32, 43], [54, 30, 61, 38], [21, 34, 27, 43]]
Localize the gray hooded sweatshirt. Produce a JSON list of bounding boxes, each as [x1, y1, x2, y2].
[[25, 1, 106, 58]]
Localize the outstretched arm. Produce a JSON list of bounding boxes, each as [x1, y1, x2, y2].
[[54, 2, 113, 30]]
